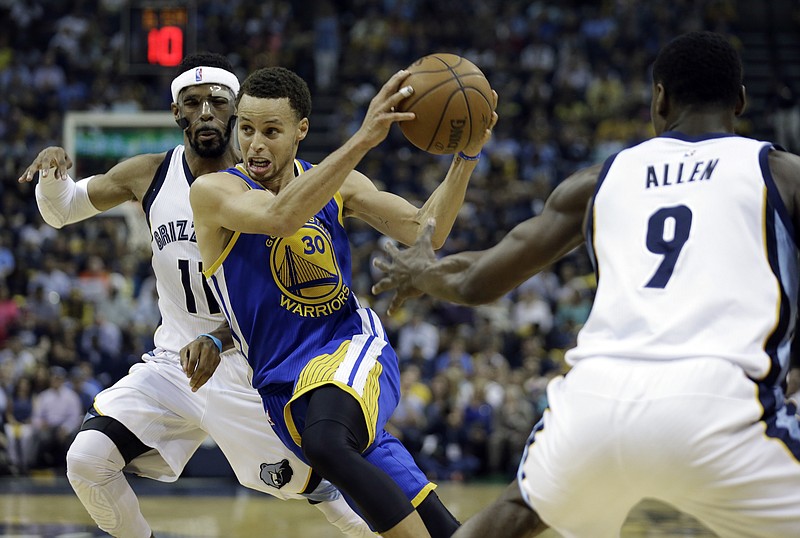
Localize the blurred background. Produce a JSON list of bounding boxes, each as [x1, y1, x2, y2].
[[0, 0, 799, 487]]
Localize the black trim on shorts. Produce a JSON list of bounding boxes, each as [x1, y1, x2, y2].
[[81, 411, 153, 465]]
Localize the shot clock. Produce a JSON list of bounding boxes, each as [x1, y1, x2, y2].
[[124, 1, 197, 72]]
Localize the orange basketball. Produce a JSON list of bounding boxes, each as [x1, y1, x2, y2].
[[397, 53, 493, 155]]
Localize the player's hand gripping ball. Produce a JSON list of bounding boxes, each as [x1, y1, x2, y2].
[[397, 53, 493, 155]]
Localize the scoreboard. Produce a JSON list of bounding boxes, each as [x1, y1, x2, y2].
[[124, 1, 197, 72]]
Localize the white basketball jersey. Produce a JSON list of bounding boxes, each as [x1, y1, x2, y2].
[[567, 133, 798, 381], [143, 145, 225, 356]]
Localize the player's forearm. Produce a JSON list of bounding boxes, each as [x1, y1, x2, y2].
[[260, 135, 377, 237], [415, 155, 477, 249], [35, 173, 101, 228]]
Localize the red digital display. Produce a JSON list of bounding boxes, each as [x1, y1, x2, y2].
[[147, 26, 184, 66], [125, 2, 196, 72]]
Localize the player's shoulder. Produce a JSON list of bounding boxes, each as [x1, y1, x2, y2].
[[192, 167, 249, 196], [767, 148, 800, 199], [766, 148, 800, 231], [768, 147, 800, 176], [111, 151, 170, 181], [561, 162, 604, 195], [546, 163, 603, 213]]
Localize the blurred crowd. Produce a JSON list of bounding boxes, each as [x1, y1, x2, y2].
[[0, 0, 767, 481]]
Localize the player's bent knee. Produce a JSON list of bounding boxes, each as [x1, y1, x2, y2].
[[302, 420, 360, 482], [67, 430, 151, 538], [67, 430, 126, 484]]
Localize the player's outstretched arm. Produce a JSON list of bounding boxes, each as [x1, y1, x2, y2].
[[372, 164, 601, 314], [413, 90, 498, 246], [341, 91, 498, 249], [19, 146, 163, 227], [453, 481, 547, 538]]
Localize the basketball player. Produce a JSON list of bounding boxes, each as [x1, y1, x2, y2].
[[372, 31, 800, 538], [189, 67, 497, 538], [18, 53, 372, 538]]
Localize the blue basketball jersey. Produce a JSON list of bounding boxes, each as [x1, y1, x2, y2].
[[205, 160, 382, 391]]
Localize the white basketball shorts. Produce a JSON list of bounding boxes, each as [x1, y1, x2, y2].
[[92, 349, 313, 499], [518, 356, 800, 538]]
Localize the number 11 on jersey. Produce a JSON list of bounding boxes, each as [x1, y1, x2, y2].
[[178, 259, 220, 314]]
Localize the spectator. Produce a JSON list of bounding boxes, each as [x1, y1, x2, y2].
[[23, 284, 60, 326], [0, 335, 37, 379], [771, 79, 800, 153], [4, 376, 36, 474], [0, 284, 20, 346], [313, 0, 341, 91], [511, 288, 554, 337], [69, 361, 102, 412], [433, 335, 473, 378], [0, 233, 15, 284], [487, 384, 536, 478], [27, 255, 73, 301], [396, 308, 440, 369], [387, 364, 430, 454], [76, 254, 111, 304], [30, 366, 82, 469]]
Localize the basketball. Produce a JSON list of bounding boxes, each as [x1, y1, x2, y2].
[[397, 53, 493, 155]]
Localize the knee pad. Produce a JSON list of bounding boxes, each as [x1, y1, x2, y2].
[[67, 430, 151, 538], [67, 429, 126, 485]]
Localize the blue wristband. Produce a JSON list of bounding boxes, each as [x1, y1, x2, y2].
[[198, 333, 223, 352], [457, 150, 481, 161]]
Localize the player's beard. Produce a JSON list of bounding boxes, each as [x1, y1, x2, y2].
[[189, 125, 231, 158]]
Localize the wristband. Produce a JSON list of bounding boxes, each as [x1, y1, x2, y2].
[[457, 151, 481, 161], [197, 333, 223, 352]]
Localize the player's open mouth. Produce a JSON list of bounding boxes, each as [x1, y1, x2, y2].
[[248, 158, 271, 175]]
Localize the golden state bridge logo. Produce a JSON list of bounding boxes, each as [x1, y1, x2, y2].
[[268, 220, 350, 317]]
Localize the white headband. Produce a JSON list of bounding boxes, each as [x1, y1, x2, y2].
[[171, 66, 240, 102]]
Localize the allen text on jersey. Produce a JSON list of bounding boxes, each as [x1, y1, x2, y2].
[[646, 158, 719, 189]]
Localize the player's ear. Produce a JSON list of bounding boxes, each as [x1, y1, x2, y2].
[[296, 117, 309, 142], [653, 82, 668, 118], [171, 102, 189, 130], [735, 85, 747, 117]]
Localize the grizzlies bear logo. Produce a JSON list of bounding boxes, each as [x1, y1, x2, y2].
[[259, 459, 293, 489]]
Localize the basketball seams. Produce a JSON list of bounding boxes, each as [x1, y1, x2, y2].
[[423, 90, 469, 152], [398, 53, 491, 154], [402, 75, 488, 111]]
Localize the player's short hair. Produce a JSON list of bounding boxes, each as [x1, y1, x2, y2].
[[652, 31, 743, 109], [176, 52, 235, 75], [238, 67, 312, 121]]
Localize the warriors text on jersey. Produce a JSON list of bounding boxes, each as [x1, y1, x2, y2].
[[204, 160, 381, 391], [566, 133, 798, 385], [143, 145, 224, 355]]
